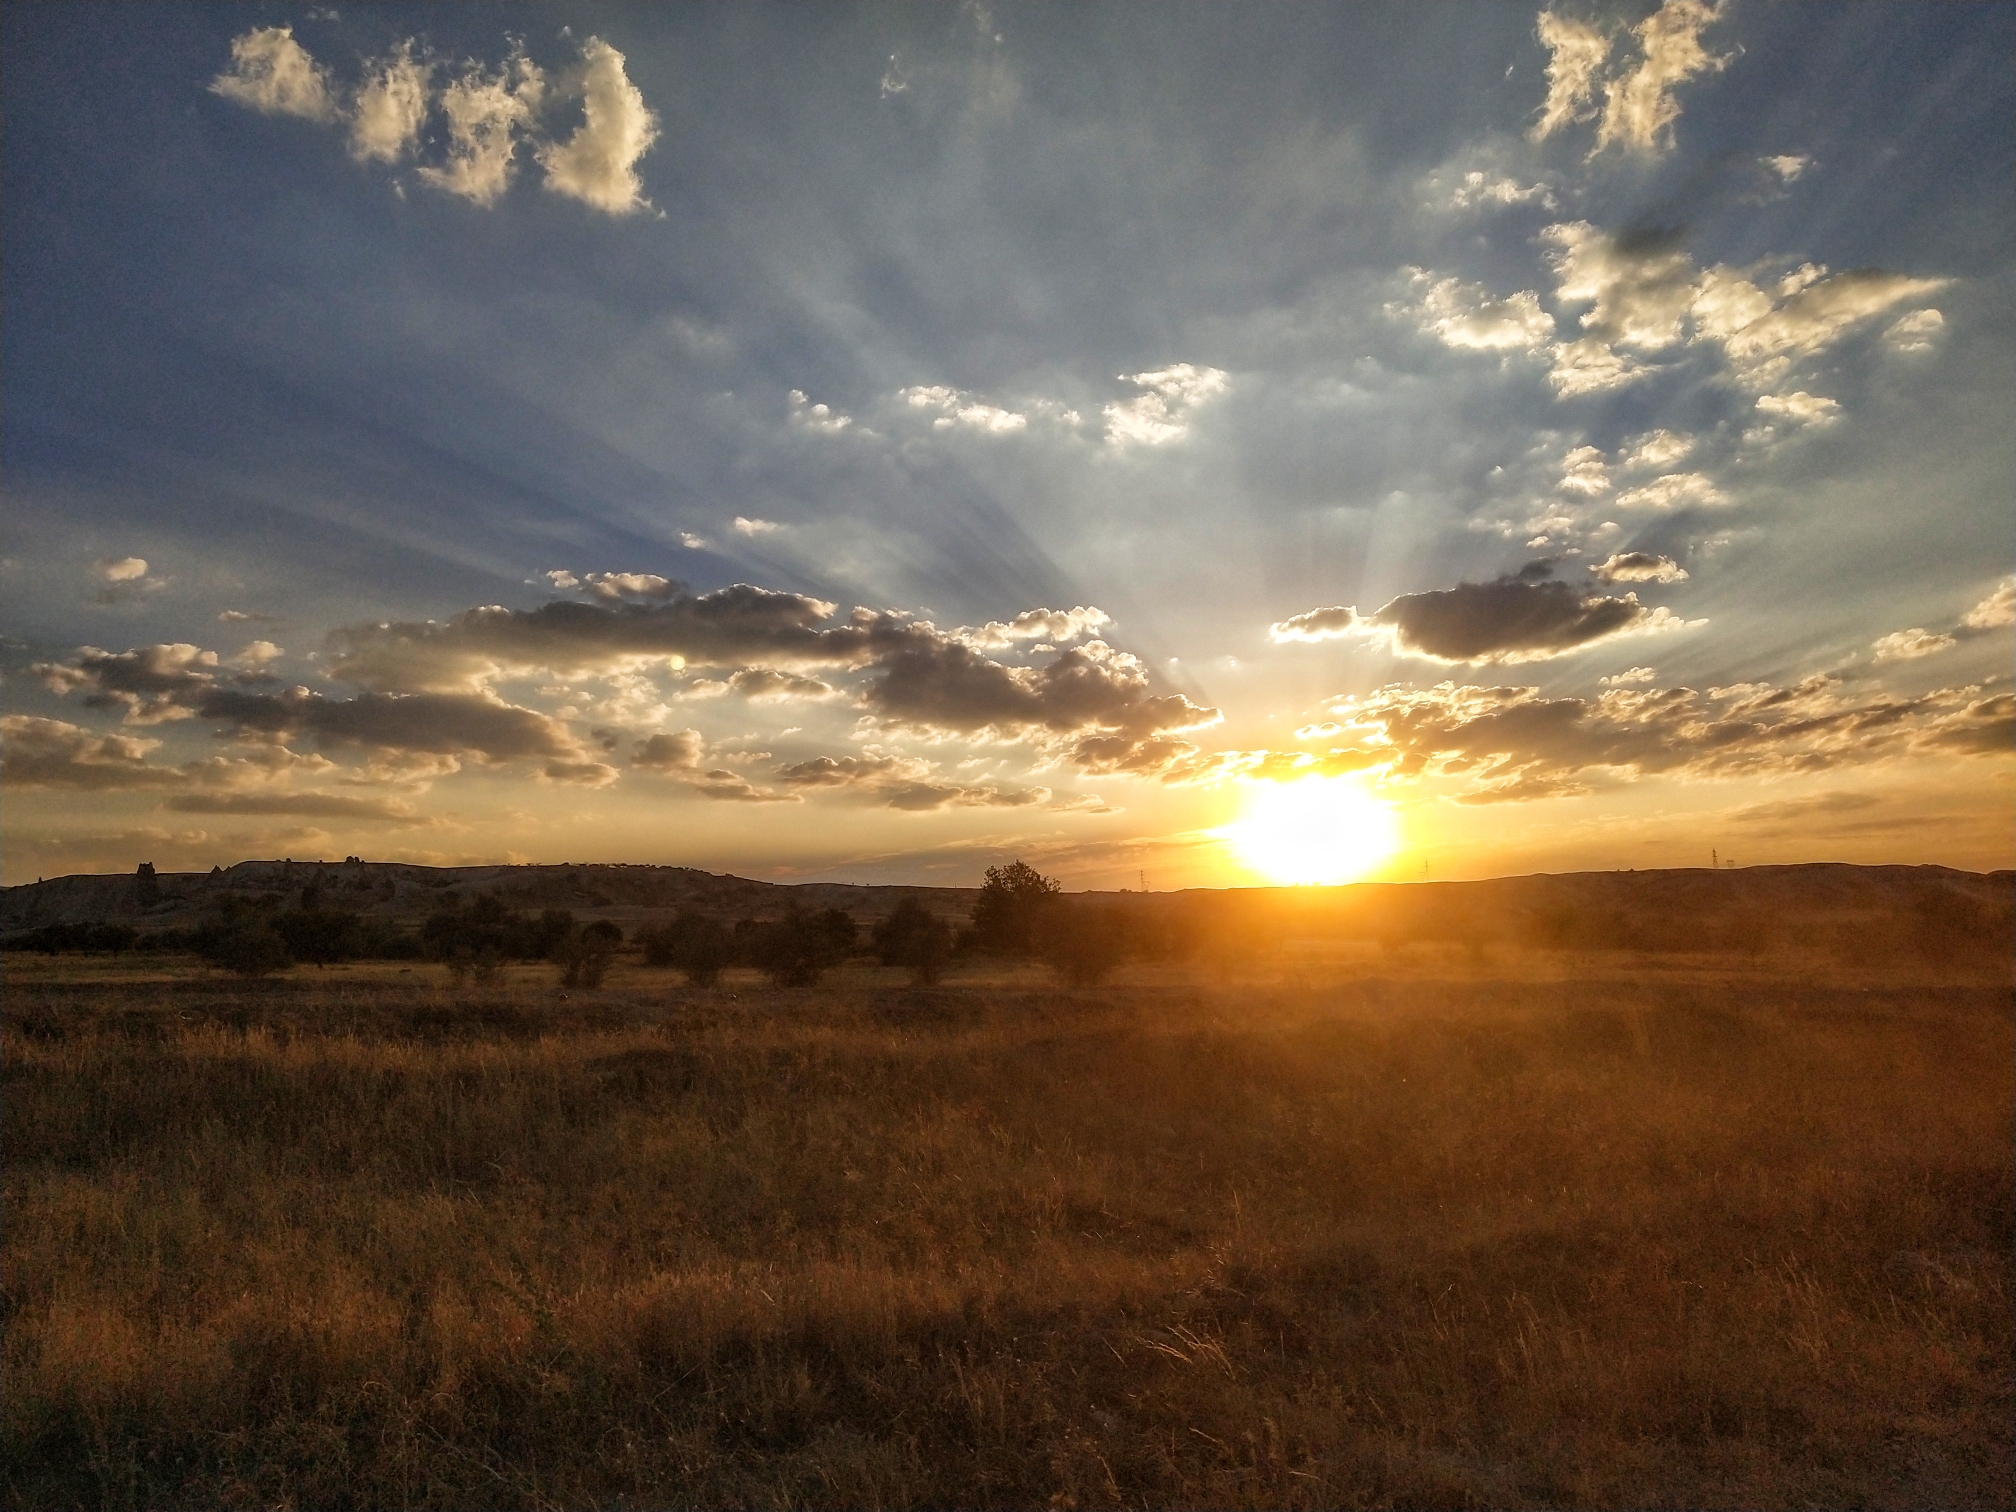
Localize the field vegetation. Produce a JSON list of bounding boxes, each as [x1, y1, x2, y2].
[[3, 909, 2009, 1509]]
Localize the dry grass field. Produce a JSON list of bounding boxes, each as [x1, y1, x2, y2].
[[3, 949, 2010, 1510]]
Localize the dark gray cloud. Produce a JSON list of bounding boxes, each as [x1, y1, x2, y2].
[[329, 586, 1218, 774], [162, 791, 431, 824], [35, 643, 594, 770], [324, 586, 875, 691], [1, 715, 170, 790], [1370, 571, 1688, 664], [631, 729, 797, 803], [774, 753, 1049, 811]]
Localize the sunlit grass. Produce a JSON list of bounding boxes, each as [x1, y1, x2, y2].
[[1223, 775, 1402, 885]]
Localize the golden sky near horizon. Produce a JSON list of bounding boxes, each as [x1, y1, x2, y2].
[[3, 2, 2010, 888]]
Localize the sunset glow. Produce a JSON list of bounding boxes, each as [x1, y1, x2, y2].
[[1225, 778, 1401, 886]]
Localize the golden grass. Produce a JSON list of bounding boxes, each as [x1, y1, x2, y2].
[[3, 955, 2009, 1509]]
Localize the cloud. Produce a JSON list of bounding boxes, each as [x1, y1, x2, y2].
[[1961, 577, 2015, 632], [1613, 472, 1727, 511], [1594, 552, 1687, 584], [1872, 628, 1956, 662], [900, 384, 1029, 433], [36, 642, 595, 768], [97, 556, 150, 583], [1753, 390, 1840, 427], [35, 643, 220, 723], [1, 715, 166, 790], [1592, 0, 1731, 154], [211, 26, 337, 121], [1531, 12, 1612, 140], [1397, 270, 1554, 353], [162, 792, 430, 824], [1545, 222, 1698, 350], [1620, 429, 1693, 471], [631, 729, 797, 802], [1601, 666, 1656, 686], [1546, 336, 1657, 396], [349, 42, 429, 162], [1368, 569, 1698, 664], [1885, 308, 1946, 354], [1445, 171, 1556, 211], [314, 585, 1216, 775], [1269, 605, 1361, 644], [1322, 672, 2011, 801], [1695, 266, 1947, 385], [227, 640, 285, 670], [417, 51, 545, 205], [1762, 154, 1810, 183], [862, 636, 1221, 774], [1543, 221, 1946, 394], [682, 667, 839, 702], [788, 390, 852, 433], [579, 571, 681, 603], [323, 585, 856, 690], [1557, 445, 1610, 496], [956, 606, 1111, 649], [774, 753, 1049, 811], [536, 38, 659, 214], [1103, 364, 1228, 447]]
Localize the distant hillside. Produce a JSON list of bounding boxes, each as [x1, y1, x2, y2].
[[3, 857, 2009, 947], [0, 859, 974, 936]]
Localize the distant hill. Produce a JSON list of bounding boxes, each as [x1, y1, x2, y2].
[[3, 857, 2009, 948]]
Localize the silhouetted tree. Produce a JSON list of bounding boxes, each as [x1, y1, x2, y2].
[[202, 919, 292, 977], [873, 897, 953, 984], [969, 860, 1061, 956], [747, 903, 850, 987]]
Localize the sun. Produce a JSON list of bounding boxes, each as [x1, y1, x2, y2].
[[1224, 776, 1402, 886]]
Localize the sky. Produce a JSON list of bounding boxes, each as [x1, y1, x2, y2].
[[2, 0, 2010, 890]]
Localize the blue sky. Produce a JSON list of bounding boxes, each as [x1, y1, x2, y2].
[[3, 1, 2010, 887]]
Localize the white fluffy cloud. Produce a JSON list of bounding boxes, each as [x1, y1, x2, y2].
[[958, 606, 1111, 649], [1557, 445, 1610, 496], [214, 31, 657, 215], [349, 43, 429, 163], [1594, 552, 1687, 584], [1103, 364, 1228, 446], [1592, 0, 1731, 154], [1885, 308, 1946, 354], [96, 556, 149, 583], [1872, 628, 1956, 662], [1613, 472, 1727, 511], [1531, 11, 1611, 140], [1541, 221, 1946, 395], [536, 38, 659, 214], [1398, 270, 1554, 353], [789, 390, 852, 433], [211, 26, 337, 121], [418, 53, 546, 206], [1532, 1, 1730, 156], [899, 385, 1028, 433], [1445, 171, 1556, 211], [1269, 605, 1361, 644], [1620, 429, 1694, 471], [1961, 577, 2016, 632]]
